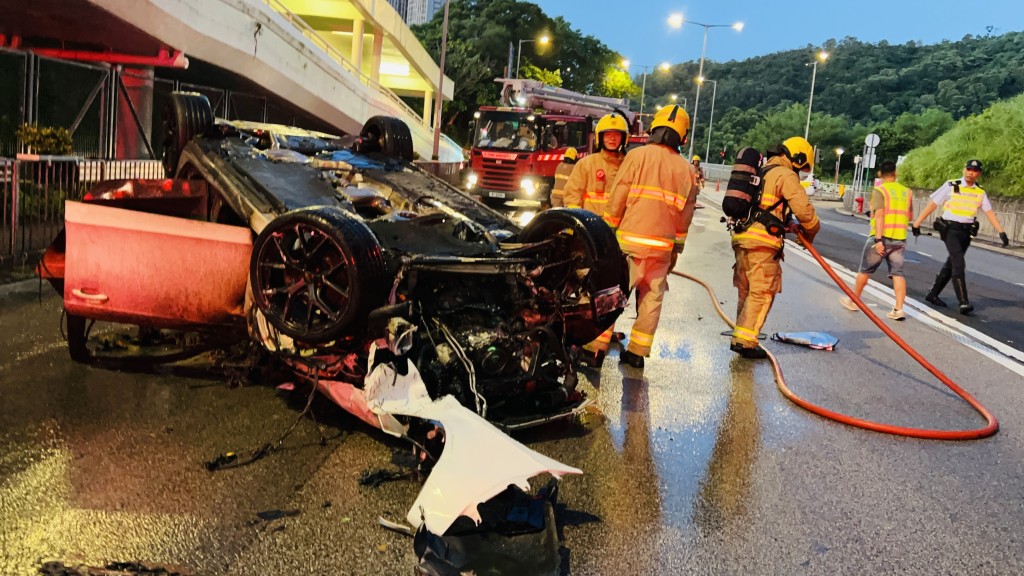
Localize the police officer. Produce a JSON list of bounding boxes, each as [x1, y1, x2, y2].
[[563, 112, 628, 215], [595, 104, 697, 369], [911, 159, 1010, 314], [548, 147, 577, 208], [730, 137, 820, 359]]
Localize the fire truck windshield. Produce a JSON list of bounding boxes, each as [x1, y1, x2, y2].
[[474, 111, 538, 152]]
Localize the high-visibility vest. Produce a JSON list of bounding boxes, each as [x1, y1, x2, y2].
[[870, 181, 911, 240], [941, 181, 985, 221]]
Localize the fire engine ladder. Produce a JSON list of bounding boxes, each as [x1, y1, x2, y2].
[[496, 78, 634, 122]]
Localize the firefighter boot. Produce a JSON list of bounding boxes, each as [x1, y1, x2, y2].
[[925, 267, 952, 308], [952, 276, 973, 315]]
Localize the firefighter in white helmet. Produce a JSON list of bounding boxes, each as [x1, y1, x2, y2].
[[577, 104, 697, 369], [562, 113, 628, 215], [548, 147, 578, 208]]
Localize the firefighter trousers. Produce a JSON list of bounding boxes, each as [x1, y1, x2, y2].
[[585, 252, 672, 357], [731, 245, 782, 349]]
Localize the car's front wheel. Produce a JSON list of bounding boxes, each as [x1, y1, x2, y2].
[[250, 207, 388, 344]]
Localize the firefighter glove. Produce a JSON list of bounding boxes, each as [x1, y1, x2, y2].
[[1000, 231, 1010, 247]]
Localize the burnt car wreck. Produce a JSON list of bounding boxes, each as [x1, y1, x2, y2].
[[37, 93, 627, 571]]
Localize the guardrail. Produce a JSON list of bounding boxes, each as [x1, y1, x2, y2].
[[258, 0, 431, 130], [0, 157, 163, 266]]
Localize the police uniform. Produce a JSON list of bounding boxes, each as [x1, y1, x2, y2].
[[924, 164, 992, 311]]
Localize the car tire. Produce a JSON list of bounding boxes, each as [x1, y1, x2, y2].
[[519, 208, 628, 344], [358, 116, 414, 162], [162, 92, 215, 177], [250, 207, 388, 344]]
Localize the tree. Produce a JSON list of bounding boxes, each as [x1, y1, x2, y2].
[[601, 67, 639, 100]]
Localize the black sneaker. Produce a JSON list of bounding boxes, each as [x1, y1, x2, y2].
[[578, 350, 605, 369], [925, 294, 947, 308], [619, 350, 645, 368], [730, 343, 768, 359]]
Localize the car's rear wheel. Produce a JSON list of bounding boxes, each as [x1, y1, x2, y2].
[[519, 208, 628, 344], [162, 92, 214, 177], [250, 207, 388, 344], [357, 116, 414, 162], [66, 313, 94, 364]]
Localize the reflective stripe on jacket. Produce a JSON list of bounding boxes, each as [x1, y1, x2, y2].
[[941, 181, 985, 220], [602, 143, 695, 258], [549, 161, 575, 208], [870, 181, 911, 240], [732, 155, 819, 250], [562, 150, 623, 214]]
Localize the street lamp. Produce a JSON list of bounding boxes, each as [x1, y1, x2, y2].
[[622, 61, 671, 119], [805, 50, 829, 140], [668, 14, 744, 157], [430, 0, 450, 160], [834, 147, 844, 185], [516, 35, 550, 78], [699, 77, 718, 161]]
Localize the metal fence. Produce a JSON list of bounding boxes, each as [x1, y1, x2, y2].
[[0, 157, 163, 266]]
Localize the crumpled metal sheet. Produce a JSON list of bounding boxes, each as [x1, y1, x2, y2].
[[771, 331, 840, 351]]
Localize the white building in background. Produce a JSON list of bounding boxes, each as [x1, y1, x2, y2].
[[386, 0, 408, 20], [405, 0, 445, 25]]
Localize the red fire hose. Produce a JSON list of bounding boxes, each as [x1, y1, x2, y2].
[[671, 232, 999, 440]]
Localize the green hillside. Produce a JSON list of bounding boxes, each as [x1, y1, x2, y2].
[[899, 94, 1024, 196]]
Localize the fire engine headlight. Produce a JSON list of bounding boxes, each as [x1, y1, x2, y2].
[[466, 172, 478, 190], [520, 178, 537, 195]]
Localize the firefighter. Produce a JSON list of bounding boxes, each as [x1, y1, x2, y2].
[[562, 113, 628, 215], [730, 136, 820, 359], [911, 159, 1010, 314], [692, 155, 706, 189], [578, 104, 696, 369], [548, 147, 578, 208]]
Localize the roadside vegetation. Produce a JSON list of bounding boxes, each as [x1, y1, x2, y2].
[[415, 1, 1024, 194]]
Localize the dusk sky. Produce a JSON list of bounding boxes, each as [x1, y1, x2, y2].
[[530, 0, 1024, 66]]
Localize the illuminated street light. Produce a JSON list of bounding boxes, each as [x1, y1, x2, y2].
[[835, 147, 845, 185], [699, 77, 718, 161], [671, 15, 744, 157], [516, 35, 551, 78], [805, 50, 830, 139], [623, 60, 673, 119]]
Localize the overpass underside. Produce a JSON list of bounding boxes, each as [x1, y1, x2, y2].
[[0, 0, 461, 162]]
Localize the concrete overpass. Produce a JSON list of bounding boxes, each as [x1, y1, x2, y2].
[[1, 0, 461, 161]]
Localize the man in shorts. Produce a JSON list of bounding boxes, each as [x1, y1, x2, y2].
[[840, 160, 912, 320]]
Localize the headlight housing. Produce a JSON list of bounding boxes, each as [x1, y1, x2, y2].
[[466, 172, 478, 190], [520, 178, 537, 196]]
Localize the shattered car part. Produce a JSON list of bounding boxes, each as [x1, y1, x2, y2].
[[771, 331, 840, 351], [37, 91, 628, 431]]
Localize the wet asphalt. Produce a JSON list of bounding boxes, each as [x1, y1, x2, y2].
[[2, 197, 1024, 575]]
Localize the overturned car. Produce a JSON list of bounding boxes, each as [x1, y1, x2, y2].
[[38, 93, 628, 433]]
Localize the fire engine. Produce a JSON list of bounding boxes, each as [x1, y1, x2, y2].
[[465, 78, 645, 206]]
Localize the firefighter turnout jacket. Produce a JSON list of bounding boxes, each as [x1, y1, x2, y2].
[[549, 160, 575, 208], [603, 144, 696, 258], [732, 155, 820, 250], [563, 150, 624, 215]]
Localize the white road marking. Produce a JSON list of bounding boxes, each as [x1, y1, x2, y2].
[[785, 244, 1024, 377]]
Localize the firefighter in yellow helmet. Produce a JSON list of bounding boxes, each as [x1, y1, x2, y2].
[[562, 112, 628, 215], [691, 155, 706, 189], [577, 104, 697, 369], [729, 136, 821, 359], [548, 147, 578, 208]]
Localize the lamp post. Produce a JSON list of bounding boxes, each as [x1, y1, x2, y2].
[[668, 14, 743, 157], [516, 35, 550, 79], [834, 147, 844, 185], [700, 77, 718, 161], [430, 0, 450, 160], [622, 60, 670, 120], [805, 50, 829, 140]]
